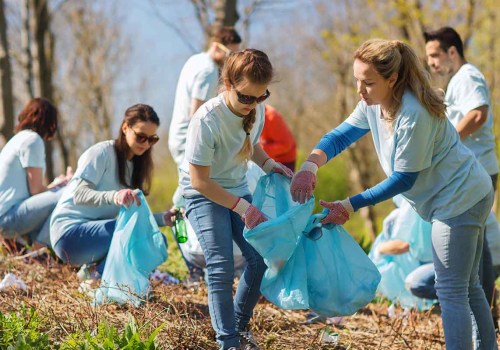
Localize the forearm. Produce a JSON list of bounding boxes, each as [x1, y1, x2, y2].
[[73, 179, 117, 206], [251, 144, 272, 169], [455, 106, 488, 139], [192, 177, 240, 209], [315, 122, 369, 161], [349, 171, 418, 211], [153, 212, 166, 227]]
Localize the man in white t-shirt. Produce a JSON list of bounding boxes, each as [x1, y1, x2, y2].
[[168, 27, 242, 167], [425, 26, 499, 327], [168, 27, 241, 284]]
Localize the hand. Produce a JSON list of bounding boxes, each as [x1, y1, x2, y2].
[[319, 199, 354, 225], [290, 161, 318, 203], [163, 207, 183, 227], [378, 240, 410, 255], [262, 158, 294, 179], [114, 189, 141, 208], [232, 198, 268, 229], [65, 166, 74, 182], [48, 166, 74, 189]]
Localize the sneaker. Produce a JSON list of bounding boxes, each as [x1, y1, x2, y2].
[[239, 330, 260, 350], [77, 264, 100, 281], [302, 311, 327, 324]]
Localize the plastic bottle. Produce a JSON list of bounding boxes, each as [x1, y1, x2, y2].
[[174, 210, 188, 243]]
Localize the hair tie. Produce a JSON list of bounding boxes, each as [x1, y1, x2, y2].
[[246, 132, 250, 135]]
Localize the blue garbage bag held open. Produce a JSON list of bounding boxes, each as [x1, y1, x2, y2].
[[94, 190, 168, 306], [244, 173, 381, 316]]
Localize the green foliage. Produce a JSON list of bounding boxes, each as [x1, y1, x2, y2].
[[60, 315, 166, 350], [0, 305, 50, 349], [0, 306, 165, 349]]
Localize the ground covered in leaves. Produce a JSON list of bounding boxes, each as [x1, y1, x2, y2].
[[0, 253, 457, 349]]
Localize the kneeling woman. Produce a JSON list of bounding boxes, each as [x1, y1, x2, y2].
[[50, 104, 173, 279], [0, 98, 70, 248]]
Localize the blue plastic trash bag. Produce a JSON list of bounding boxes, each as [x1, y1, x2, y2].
[[244, 173, 381, 316], [369, 200, 436, 310], [94, 190, 168, 306]]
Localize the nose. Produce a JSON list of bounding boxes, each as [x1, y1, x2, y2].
[[356, 81, 365, 94]]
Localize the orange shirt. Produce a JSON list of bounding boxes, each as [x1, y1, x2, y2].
[[260, 105, 297, 163]]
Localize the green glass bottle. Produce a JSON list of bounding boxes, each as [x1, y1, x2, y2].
[[174, 210, 188, 243]]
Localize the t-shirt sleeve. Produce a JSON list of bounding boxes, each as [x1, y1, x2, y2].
[[451, 74, 489, 114], [393, 111, 434, 172], [185, 117, 216, 166], [77, 145, 111, 186], [345, 101, 370, 129], [19, 134, 45, 168], [191, 69, 219, 101]]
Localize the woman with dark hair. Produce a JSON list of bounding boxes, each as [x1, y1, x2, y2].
[[50, 104, 175, 284], [0, 98, 71, 248]]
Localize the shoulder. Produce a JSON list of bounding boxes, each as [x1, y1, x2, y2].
[[451, 64, 486, 86], [81, 140, 115, 161], [398, 92, 433, 125], [187, 52, 217, 73]]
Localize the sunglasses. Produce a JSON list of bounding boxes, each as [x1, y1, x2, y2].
[[130, 128, 159, 145], [235, 89, 271, 105]]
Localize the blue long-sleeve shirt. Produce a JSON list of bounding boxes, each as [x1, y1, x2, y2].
[[315, 122, 419, 211]]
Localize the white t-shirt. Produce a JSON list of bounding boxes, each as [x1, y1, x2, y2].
[[346, 91, 491, 221], [168, 52, 219, 166], [0, 130, 46, 217], [445, 63, 498, 175], [179, 93, 265, 198], [50, 140, 132, 245]]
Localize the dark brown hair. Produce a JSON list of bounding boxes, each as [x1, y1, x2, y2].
[[15, 98, 58, 140], [221, 49, 273, 160], [424, 27, 465, 59], [210, 26, 241, 46], [114, 104, 159, 195]]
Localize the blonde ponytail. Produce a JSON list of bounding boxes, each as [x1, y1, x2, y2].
[[236, 109, 256, 161]]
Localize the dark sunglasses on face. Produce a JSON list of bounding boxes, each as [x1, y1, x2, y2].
[[130, 128, 159, 145], [235, 89, 271, 105]]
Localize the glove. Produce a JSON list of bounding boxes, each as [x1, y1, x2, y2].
[[114, 189, 141, 208], [232, 198, 268, 229], [319, 198, 354, 225], [290, 161, 318, 203], [262, 158, 294, 179]]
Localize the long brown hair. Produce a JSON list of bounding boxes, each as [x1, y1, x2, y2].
[[15, 98, 58, 140], [354, 39, 446, 126], [221, 49, 273, 161], [114, 104, 159, 195]]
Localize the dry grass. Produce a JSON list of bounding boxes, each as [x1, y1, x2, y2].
[[0, 253, 460, 349]]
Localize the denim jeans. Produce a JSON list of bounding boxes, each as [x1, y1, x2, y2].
[[185, 195, 267, 350], [53, 219, 116, 274], [432, 192, 497, 350], [0, 187, 63, 247]]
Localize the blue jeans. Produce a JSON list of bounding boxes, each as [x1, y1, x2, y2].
[[0, 188, 63, 247], [53, 219, 116, 274], [432, 192, 497, 350], [185, 195, 267, 350]]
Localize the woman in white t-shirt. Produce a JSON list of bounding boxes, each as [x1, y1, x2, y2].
[[180, 49, 293, 350], [291, 39, 496, 349], [50, 104, 174, 282], [0, 98, 71, 249]]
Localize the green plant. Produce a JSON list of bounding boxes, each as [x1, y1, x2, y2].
[[61, 316, 166, 350], [0, 305, 50, 349]]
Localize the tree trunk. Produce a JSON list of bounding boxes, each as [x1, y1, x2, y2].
[[213, 0, 239, 28], [21, 0, 34, 99], [0, 0, 14, 143]]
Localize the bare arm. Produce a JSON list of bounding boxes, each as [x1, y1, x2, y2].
[[26, 167, 48, 195], [455, 105, 488, 139], [305, 149, 328, 167], [189, 163, 240, 209], [190, 98, 206, 118], [251, 144, 271, 169], [378, 240, 410, 255]]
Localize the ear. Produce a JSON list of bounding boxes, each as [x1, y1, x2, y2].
[[121, 123, 128, 134], [389, 73, 398, 88], [448, 46, 458, 58]]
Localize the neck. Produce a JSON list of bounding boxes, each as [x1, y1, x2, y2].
[[451, 58, 467, 76], [126, 150, 134, 161]]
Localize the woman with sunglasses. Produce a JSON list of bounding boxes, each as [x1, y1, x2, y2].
[[50, 104, 175, 285], [180, 49, 292, 350], [0, 98, 71, 250], [291, 39, 496, 349]]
